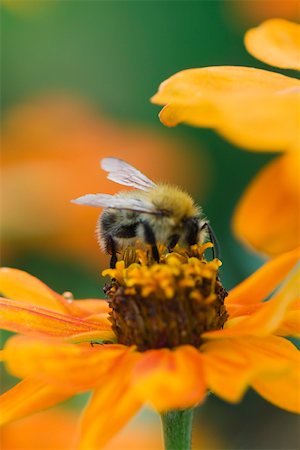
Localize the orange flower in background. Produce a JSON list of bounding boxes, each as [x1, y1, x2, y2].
[[1, 95, 207, 266], [0, 405, 222, 450], [0, 407, 164, 450], [151, 19, 300, 257], [0, 245, 299, 449]]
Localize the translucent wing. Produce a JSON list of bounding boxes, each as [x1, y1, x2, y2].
[[71, 193, 160, 214], [101, 157, 156, 191]]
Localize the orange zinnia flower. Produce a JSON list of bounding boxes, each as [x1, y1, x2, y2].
[[151, 19, 300, 258], [0, 244, 299, 449]]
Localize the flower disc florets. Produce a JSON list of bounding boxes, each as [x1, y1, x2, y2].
[[103, 243, 228, 351]]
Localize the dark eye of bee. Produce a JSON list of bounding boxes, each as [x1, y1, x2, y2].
[[183, 217, 200, 246]]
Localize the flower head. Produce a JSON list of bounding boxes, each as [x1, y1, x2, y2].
[[151, 19, 300, 257], [0, 244, 299, 449], [103, 245, 228, 350]]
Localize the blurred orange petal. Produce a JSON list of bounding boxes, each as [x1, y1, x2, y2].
[[3, 336, 129, 391], [152, 66, 299, 151], [276, 305, 300, 337], [227, 246, 300, 306], [0, 298, 113, 341], [233, 153, 300, 257], [1, 408, 78, 450], [252, 366, 300, 413], [1, 407, 165, 450], [202, 336, 298, 403], [132, 346, 206, 411], [0, 379, 73, 426], [79, 352, 142, 450], [205, 266, 299, 339], [0, 267, 71, 314], [245, 19, 300, 70]]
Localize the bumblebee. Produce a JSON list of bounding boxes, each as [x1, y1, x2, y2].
[[72, 157, 218, 267]]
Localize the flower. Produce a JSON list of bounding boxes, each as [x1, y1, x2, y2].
[[151, 19, 300, 257], [0, 244, 299, 449]]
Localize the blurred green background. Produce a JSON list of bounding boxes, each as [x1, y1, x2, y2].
[[1, 1, 299, 449]]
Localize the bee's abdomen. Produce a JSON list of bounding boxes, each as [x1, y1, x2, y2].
[[100, 210, 118, 232], [102, 210, 139, 237]]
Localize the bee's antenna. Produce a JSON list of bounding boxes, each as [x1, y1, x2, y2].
[[202, 222, 220, 260]]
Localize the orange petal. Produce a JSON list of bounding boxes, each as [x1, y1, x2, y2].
[[276, 309, 300, 337], [79, 352, 142, 450], [152, 66, 296, 104], [152, 66, 299, 151], [132, 346, 206, 411], [201, 335, 298, 403], [0, 268, 71, 314], [3, 335, 129, 391], [72, 299, 110, 315], [226, 246, 299, 305], [0, 379, 73, 426], [251, 367, 300, 413], [0, 298, 114, 341], [1, 408, 79, 450], [245, 19, 300, 70], [205, 265, 299, 339], [233, 154, 300, 257]]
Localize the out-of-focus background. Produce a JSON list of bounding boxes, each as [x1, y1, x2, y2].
[[1, 1, 299, 449]]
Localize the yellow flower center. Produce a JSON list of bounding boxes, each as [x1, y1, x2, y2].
[[103, 244, 228, 351]]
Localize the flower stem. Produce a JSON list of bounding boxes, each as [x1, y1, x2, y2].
[[161, 409, 194, 450]]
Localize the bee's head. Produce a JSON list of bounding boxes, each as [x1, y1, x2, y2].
[[149, 184, 200, 221]]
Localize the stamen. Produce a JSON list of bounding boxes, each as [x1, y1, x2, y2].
[[103, 245, 228, 351]]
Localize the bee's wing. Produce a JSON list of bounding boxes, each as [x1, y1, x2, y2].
[[101, 157, 156, 191], [71, 193, 160, 214]]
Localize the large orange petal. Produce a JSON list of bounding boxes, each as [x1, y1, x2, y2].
[[205, 265, 299, 339], [0, 379, 73, 426], [0, 268, 71, 314], [276, 305, 300, 337], [251, 367, 300, 413], [201, 336, 298, 403], [233, 154, 300, 257], [3, 335, 129, 391], [132, 345, 206, 411], [245, 19, 300, 70], [0, 298, 114, 341], [227, 246, 299, 306], [79, 352, 142, 450], [152, 66, 299, 151], [225, 304, 300, 338]]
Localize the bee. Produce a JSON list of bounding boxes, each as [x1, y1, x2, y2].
[[72, 157, 218, 268]]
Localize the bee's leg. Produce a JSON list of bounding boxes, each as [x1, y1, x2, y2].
[[106, 234, 118, 268], [200, 222, 220, 259], [140, 221, 160, 262], [168, 234, 180, 252]]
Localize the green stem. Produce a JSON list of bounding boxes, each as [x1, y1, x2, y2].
[[160, 409, 194, 450]]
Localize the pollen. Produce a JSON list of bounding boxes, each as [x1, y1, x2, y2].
[[103, 244, 228, 351]]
